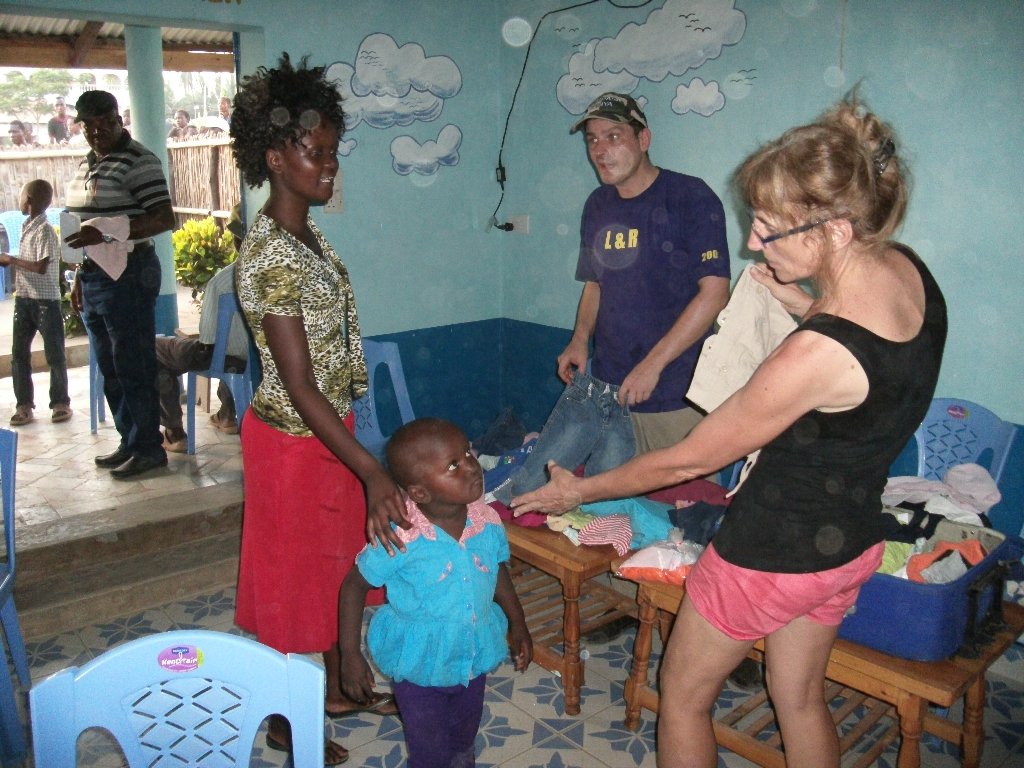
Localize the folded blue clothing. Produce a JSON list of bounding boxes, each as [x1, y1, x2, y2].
[[581, 497, 674, 549], [668, 501, 726, 546]]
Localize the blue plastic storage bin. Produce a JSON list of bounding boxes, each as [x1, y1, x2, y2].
[[838, 528, 1021, 661]]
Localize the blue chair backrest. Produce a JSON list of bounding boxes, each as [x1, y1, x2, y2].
[[914, 398, 1016, 483], [0, 428, 16, 590], [30, 629, 325, 767], [46, 207, 63, 232], [210, 291, 246, 375], [895, 397, 1023, 536], [186, 291, 253, 454], [0, 211, 23, 255], [353, 339, 416, 464]]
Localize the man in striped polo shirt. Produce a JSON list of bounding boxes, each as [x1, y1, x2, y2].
[[64, 90, 175, 480]]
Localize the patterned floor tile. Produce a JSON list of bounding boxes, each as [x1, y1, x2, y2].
[[16, 583, 1024, 767]]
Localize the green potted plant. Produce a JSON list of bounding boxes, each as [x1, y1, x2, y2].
[[172, 215, 237, 300]]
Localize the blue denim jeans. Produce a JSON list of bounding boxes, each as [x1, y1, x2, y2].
[[79, 246, 164, 460], [494, 370, 635, 503], [11, 297, 69, 409]]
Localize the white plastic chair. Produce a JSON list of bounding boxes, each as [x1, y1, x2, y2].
[[30, 629, 325, 767]]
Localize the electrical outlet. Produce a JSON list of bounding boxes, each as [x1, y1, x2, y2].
[[324, 169, 344, 213], [507, 215, 529, 234]]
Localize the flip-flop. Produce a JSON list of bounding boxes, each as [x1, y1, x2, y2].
[[325, 691, 399, 718], [266, 732, 349, 766]]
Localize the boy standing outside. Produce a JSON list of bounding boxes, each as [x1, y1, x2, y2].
[[0, 180, 72, 426]]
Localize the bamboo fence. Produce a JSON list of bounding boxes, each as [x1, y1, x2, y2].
[[0, 135, 240, 230]]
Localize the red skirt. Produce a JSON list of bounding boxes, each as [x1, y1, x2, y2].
[[235, 410, 382, 653]]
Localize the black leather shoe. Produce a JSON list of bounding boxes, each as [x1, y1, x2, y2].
[[95, 448, 132, 468], [110, 454, 169, 480]]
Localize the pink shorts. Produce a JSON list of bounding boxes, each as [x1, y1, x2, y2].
[[686, 541, 885, 641]]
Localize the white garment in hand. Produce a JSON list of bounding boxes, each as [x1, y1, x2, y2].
[[686, 265, 797, 413], [82, 215, 132, 280]]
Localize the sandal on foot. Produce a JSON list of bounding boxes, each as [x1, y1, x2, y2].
[[266, 733, 349, 766], [325, 691, 398, 718]]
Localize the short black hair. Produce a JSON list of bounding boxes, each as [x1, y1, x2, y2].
[[385, 418, 463, 490], [230, 52, 347, 189]]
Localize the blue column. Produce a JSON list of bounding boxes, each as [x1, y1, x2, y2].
[[124, 25, 178, 335]]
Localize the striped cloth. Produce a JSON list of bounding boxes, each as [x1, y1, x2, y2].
[[578, 514, 633, 556]]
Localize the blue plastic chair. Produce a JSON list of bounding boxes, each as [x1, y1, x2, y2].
[[353, 339, 417, 464], [911, 398, 1022, 536], [913, 398, 1017, 483], [0, 210, 23, 300], [63, 269, 107, 435], [87, 334, 107, 435], [0, 212, 22, 255], [45, 208, 62, 232], [186, 292, 251, 455], [0, 428, 29, 766], [29, 629, 325, 767]]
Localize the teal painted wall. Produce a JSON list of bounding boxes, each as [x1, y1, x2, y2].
[[9, 0, 1022, 423], [496, 0, 1024, 423]]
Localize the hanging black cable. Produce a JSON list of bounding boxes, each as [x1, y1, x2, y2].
[[490, 0, 654, 230]]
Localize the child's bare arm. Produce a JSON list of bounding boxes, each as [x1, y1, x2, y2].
[[0, 253, 49, 274], [338, 567, 378, 703], [494, 563, 532, 672]]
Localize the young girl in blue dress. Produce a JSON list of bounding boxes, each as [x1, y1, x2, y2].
[[339, 417, 532, 768]]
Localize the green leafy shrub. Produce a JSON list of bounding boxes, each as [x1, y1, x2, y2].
[[172, 216, 236, 299]]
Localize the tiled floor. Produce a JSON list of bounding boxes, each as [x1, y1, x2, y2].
[[4, 297, 1024, 767], [18, 586, 1024, 767]]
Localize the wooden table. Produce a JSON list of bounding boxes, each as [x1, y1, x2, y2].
[[623, 575, 1024, 768], [504, 521, 637, 715]]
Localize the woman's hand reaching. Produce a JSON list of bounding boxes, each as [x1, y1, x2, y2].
[[510, 461, 584, 516]]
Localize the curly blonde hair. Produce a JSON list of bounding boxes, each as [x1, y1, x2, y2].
[[737, 94, 909, 250]]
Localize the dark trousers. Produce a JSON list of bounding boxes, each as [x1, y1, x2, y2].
[[11, 297, 69, 409], [155, 335, 244, 430], [79, 247, 163, 460], [393, 674, 486, 768]]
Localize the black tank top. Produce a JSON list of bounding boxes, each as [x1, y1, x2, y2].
[[712, 246, 947, 573]]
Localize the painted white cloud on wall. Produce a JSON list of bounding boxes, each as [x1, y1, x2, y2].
[[391, 124, 462, 176], [556, 0, 746, 117], [325, 33, 462, 131], [338, 137, 357, 157], [556, 40, 640, 114], [596, 0, 745, 81], [352, 33, 462, 99], [672, 78, 725, 116]]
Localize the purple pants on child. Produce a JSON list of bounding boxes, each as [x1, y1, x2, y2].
[[393, 674, 486, 768]]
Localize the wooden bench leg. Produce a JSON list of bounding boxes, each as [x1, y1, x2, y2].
[[562, 576, 583, 716], [961, 676, 985, 768], [895, 692, 926, 768], [625, 592, 659, 730]]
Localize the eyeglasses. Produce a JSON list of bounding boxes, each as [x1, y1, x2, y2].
[[749, 210, 833, 246]]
